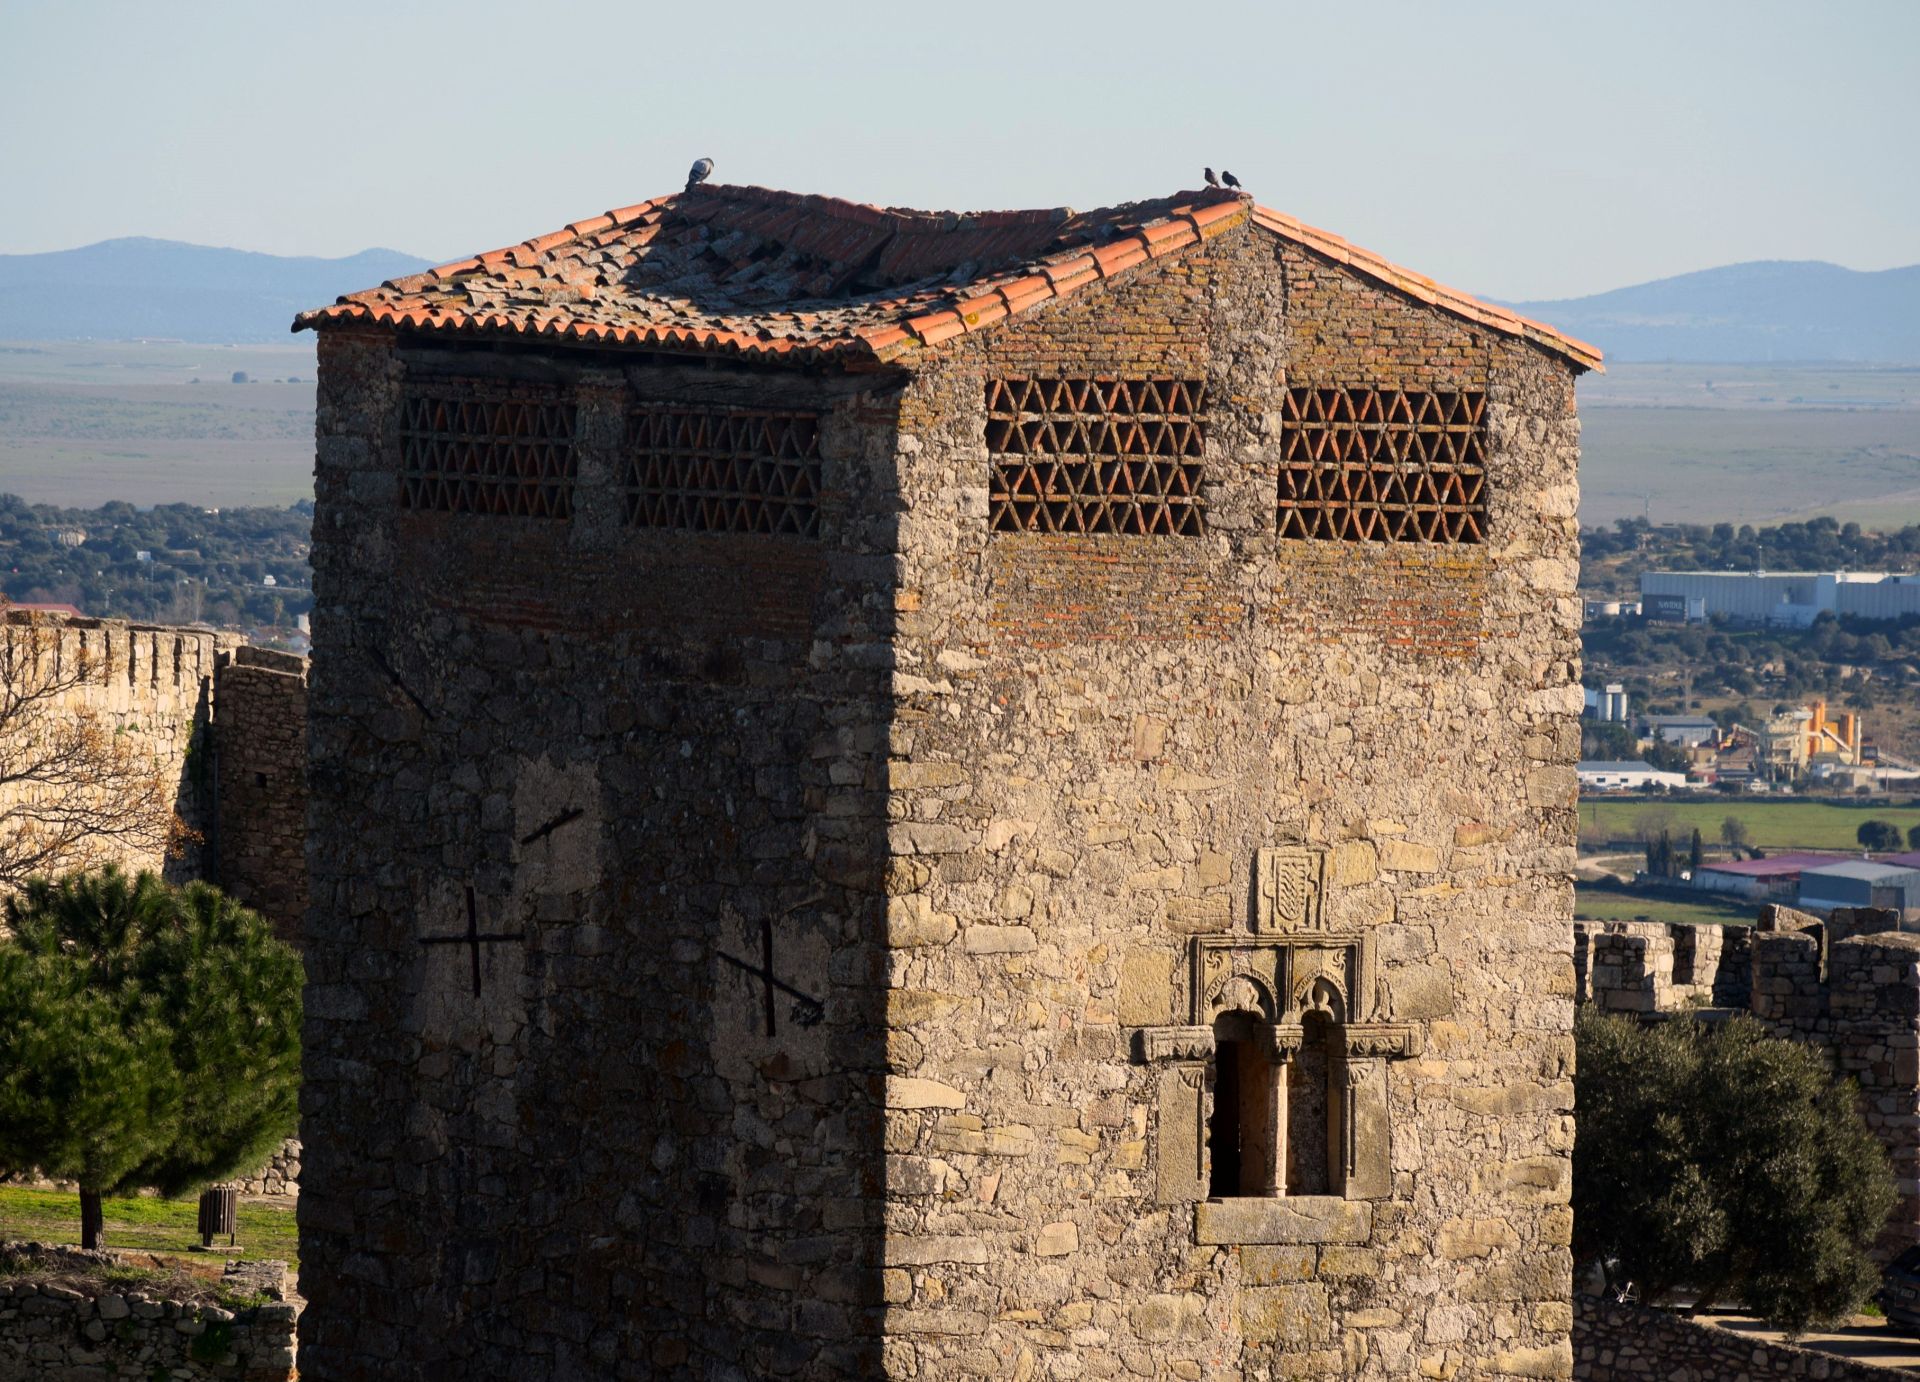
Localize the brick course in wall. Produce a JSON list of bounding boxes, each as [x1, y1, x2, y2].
[[298, 203, 1587, 1379]]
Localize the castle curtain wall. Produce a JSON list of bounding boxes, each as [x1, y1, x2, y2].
[[882, 220, 1582, 1376]]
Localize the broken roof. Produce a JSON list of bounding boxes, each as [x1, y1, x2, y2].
[[293, 183, 1602, 373]]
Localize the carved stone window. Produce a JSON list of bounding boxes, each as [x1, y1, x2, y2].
[[986, 378, 1207, 535], [624, 407, 821, 537], [1134, 846, 1424, 1244], [1277, 387, 1487, 543], [400, 378, 576, 519]]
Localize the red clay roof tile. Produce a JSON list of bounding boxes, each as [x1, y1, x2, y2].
[[294, 184, 1599, 372]]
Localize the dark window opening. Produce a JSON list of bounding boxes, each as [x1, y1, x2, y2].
[[1208, 1012, 1277, 1198], [253, 771, 268, 788], [987, 378, 1208, 536], [1278, 387, 1487, 543]]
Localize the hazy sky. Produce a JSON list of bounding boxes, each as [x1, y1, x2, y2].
[[2, 0, 1914, 299]]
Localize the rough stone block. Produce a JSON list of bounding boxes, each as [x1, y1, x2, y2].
[[1195, 1197, 1371, 1245]]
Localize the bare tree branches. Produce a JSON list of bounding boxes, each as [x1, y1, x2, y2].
[[0, 616, 187, 893]]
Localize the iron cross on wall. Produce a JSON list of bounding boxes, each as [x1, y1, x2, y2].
[[419, 884, 526, 998], [416, 807, 585, 996], [716, 914, 826, 1037]]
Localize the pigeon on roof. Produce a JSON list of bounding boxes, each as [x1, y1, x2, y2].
[[1222, 171, 1241, 190], [1203, 168, 1221, 189], [686, 157, 714, 192]]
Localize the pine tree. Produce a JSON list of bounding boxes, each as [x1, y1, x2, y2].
[[0, 867, 302, 1248], [1689, 828, 1704, 872]]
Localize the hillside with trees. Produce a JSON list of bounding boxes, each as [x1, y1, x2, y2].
[[0, 495, 310, 635]]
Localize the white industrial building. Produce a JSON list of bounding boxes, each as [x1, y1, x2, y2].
[[1576, 760, 1689, 792], [1641, 571, 1920, 627]]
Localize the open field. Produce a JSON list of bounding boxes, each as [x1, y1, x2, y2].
[[0, 1186, 298, 1268], [1575, 363, 1920, 528], [1573, 883, 1760, 928], [0, 340, 315, 507], [1580, 795, 1920, 851]]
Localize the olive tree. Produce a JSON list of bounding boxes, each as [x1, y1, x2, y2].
[[1575, 1009, 1892, 1331], [0, 868, 302, 1248]]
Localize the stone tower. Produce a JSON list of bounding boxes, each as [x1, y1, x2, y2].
[[295, 184, 1596, 1379]]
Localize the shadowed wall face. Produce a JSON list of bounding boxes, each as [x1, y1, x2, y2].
[[298, 333, 899, 1378]]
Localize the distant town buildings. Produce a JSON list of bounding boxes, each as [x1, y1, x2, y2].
[[1579, 693, 1883, 789], [1641, 569, 1920, 626]]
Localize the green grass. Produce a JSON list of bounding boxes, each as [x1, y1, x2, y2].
[[1581, 796, 1920, 852], [0, 1186, 298, 1269], [1574, 883, 1760, 928]]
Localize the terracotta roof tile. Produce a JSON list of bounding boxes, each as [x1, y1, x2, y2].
[[295, 184, 1599, 372]]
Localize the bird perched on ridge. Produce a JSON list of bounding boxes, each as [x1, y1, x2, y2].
[[686, 157, 714, 192], [1203, 167, 1220, 189], [1221, 170, 1242, 191]]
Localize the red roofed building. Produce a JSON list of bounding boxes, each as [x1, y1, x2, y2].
[[295, 181, 1596, 1379]]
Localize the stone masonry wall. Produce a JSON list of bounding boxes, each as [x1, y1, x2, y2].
[[0, 613, 228, 885], [0, 1244, 297, 1382], [298, 331, 903, 1379], [214, 645, 310, 939], [1571, 920, 1752, 1014], [1573, 1294, 1911, 1381], [1753, 929, 1920, 1250], [880, 218, 1582, 1377]]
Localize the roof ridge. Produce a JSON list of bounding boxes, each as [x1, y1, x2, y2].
[[1249, 205, 1603, 371], [293, 186, 1600, 374]]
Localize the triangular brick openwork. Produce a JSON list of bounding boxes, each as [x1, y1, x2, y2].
[[399, 380, 577, 519], [1277, 387, 1487, 543], [987, 377, 1208, 536], [624, 406, 822, 538]]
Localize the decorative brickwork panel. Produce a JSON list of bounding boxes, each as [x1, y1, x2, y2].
[[987, 379, 1208, 536], [624, 407, 821, 538], [399, 380, 576, 519], [1278, 388, 1487, 543]]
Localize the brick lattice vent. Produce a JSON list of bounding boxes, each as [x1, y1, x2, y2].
[[986, 378, 1208, 536], [1278, 387, 1487, 543], [399, 379, 577, 519], [624, 407, 822, 538]]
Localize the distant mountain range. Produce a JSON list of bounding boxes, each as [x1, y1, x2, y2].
[[1, 238, 1916, 362], [0, 238, 434, 344], [1504, 261, 1920, 365]]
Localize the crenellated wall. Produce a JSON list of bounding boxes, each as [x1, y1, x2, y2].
[[0, 612, 307, 934], [1576, 912, 1920, 1250]]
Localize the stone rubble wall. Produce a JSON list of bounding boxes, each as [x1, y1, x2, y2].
[[880, 224, 1582, 1377], [0, 614, 231, 886], [0, 1243, 297, 1382], [3, 1135, 298, 1197], [213, 646, 310, 940], [234, 1138, 301, 1198], [1573, 920, 1752, 1013], [1573, 1293, 1911, 1381]]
